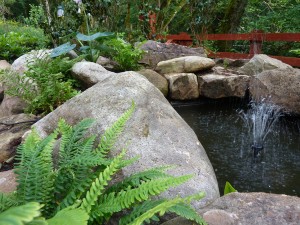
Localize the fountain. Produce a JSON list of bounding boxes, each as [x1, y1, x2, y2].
[[239, 100, 283, 159]]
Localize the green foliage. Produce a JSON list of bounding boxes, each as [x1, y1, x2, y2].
[[104, 37, 144, 71], [0, 20, 49, 62], [0, 102, 206, 224], [0, 202, 43, 225], [0, 55, 80, 115], [22, 4, 47, 28], [224, 181, 237, 195]]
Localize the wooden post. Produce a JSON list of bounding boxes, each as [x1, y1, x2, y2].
[[250, 30, 264, 54], [149, 12, 156, 39]]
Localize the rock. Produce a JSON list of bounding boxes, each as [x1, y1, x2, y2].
[[33, 70, 219, 209], [137, 69, 168, 96], [249, 68, 300, 115], [11, 49, 52, 74], [238, 54, 292, 76], [214, 58, 249, 68], [0, 95, 27, 118], [164, 73, 199, 100], [71, 61, 115, 89], [139, 40, 206, 68], [0, 60, 11, 70], [198, 74, 250, 99], [96, 56, 121, 72], [198, 192, 300, 225], [160, 217, 194, 225], [0, 114, 39, 163], [156, 56, 215, 74], [0, 170, 17, 193]]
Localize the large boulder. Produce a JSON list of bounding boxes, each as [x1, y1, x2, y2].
[[164, 73, 199, 100], [198, 73, 250, 99], [0, 170, 17, 193], [0, 95, 27, 118], [139, 40, 206, 68], [71, 61, 115, 89], [11, 49, 52, 74], [33, 71, 219, 209], [156, 56, 215, 74], [239, 54, 292, 76], [0, 60, 11, 70], [0, 114, 39, 163], [249, 68, 300, 115], [197, 192, 300, 225], [137, 69, 168, 96]]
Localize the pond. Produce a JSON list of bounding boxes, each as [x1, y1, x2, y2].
[[173, 98, 300, 196]]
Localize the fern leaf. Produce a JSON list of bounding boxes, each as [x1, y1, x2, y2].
[[104, 166, 174, 194], [14, 130, 57, 211], [0, 202, 42, 225], [0, 193, 19, 213], [97, 101, 135, 156], [92, 175, 193, 219], [119, 200, 165, 225], [80, 149, 127, 214], [47, 207, 89, 225], [168, 202, 207, 225]]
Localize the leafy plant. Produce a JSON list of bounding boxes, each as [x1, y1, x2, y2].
[[0, 102, 207, 224], [224, 181, 237, 195], [0, 20, 49, 62], [0, 55, 81, 115], [104, 36, 144, 71]]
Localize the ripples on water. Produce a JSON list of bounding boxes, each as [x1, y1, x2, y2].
[[174, 99, 300, 196]]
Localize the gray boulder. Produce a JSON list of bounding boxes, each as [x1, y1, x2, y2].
[[198, 192, 300, 225], [198, 73, 250, 99], [165, 73, 199, 100], [239, 54, 292, 76], [0, 114, 38, 162], [137, 69, 168, 96], [139, 40, 206, 68], [11, 49, 51, 74], [156, 56, 215, 74], [96, 56, 120, 72], [0, 60, 11, 70], [71, 61, 115, 89], [249, 68, 300, 115], [0, 95, 27, 118], [0, 170, 17, 193], [33, 71, 219, 209]]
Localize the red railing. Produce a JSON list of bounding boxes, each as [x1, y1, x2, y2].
[[156, 31, 300, 67]]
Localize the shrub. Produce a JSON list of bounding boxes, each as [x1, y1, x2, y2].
[[0, 20, 49, 62], [0, 55, 81, 115], [0, 103, 207, 224]]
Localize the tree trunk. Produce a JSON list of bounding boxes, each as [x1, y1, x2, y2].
[[217, 0, 249, 51]]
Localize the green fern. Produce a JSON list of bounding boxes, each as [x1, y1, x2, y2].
[[0, 202, 43, 225], [0, 101, 207, 225]]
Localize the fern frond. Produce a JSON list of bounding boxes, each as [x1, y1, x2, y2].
[[104, 166, 175, 194], [14, 130, 57, 211], [47, 206, 89, 225], [0, 193, 19, 213], [92, 175, 193, 219], [119, 200, 165, 225], [0, 202, 43, 225], [168, 202, 207, 225], [80, 149, 127, 214], [97, 101, 135, 156]]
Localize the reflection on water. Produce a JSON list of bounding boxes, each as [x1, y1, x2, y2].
[[174, 99, 300, 196]]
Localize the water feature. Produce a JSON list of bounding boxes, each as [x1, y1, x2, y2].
[[174, 99, 300, 196]]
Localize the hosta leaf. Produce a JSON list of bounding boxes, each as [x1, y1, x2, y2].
[[76, 32, 114, 42], [50, 42, 76, 58]]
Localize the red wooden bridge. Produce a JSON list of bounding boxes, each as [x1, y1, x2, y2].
[[156, 31, 300, 67]]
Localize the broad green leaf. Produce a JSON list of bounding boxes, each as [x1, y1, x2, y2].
[[76, 32, 114, 42], [50, 42, 76, 58], [224, 181, 237, 195]]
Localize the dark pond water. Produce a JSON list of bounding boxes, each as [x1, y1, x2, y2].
[[173, 99, 300, 196]]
